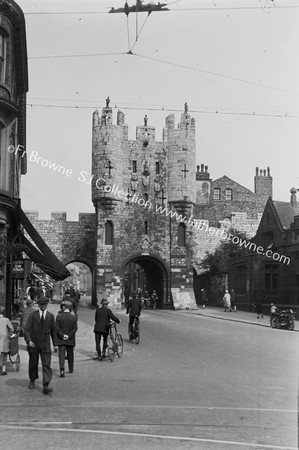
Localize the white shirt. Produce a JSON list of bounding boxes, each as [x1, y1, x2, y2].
[[39, 310, 47, 319]]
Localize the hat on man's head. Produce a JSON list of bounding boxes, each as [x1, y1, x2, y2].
[[37, 296, 49, 305], [62, 300, 72, 309], [26, 299, 33, 307], [101, 298, 109, 305]]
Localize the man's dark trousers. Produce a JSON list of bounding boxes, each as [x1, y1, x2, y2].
[[95, 332, 108, 357], [28, 346, 52, 385]]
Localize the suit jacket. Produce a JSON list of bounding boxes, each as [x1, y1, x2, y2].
[[24, 310, 56, 351], [127, 297, 142, 317], [56, 311, 78, 346], [94, 306, 120, 334]]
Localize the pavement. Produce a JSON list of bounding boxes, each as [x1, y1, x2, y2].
[[182, 305, 299, 331]]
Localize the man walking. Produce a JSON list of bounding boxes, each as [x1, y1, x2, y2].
[[56, 300, 78, 377], [24, 296, 56, 395], [94, 298, 120, 360]]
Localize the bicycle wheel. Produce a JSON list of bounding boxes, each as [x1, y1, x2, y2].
[[116, 334, 123, 357], [288, 318, 295, 331], [135, 322, 140, 345], [128, 323, 133, 341], [15, 353, 20, 372], [107, 336, 115, 362]]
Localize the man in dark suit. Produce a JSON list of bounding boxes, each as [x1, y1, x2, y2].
[[24, 296, 56, 395], [56, 300, 78, 377], [94, 298, 120, 360], [126, 291, 142, 336]]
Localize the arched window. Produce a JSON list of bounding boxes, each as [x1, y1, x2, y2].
[[178, 223, 186, 247], [105, 221, 113, 245]]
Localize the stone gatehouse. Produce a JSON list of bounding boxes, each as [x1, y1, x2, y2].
[[26, 102, 272, 309]]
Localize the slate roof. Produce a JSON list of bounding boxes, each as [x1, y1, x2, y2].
[[212, 175, 254, 195], [272, 201, 299, 229]]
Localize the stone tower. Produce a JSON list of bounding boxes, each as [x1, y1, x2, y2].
[[91, 101, 197, 309]]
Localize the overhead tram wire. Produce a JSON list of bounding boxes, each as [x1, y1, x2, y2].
[[26, 103, 299, 118], [126, 16, 131, 52], [28, 52, 125, 60], [131, 52, 299, 97], [27, 49, 299, 97], [23, 5, 299, 15]]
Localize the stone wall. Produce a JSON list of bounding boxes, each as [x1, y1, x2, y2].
[[24, 211, 96, 265]]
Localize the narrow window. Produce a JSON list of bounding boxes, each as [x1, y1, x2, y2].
[[144, 193, 149, 202], [178, 223, 186, 247], [105, 221, 113, 245], [213, 188, 220, 200], [144, 221, 148, 235], [0, 33, 6, 83], [155, 161, 160, 174], [132, 160, 137, 173], [225, 188, 232, 201], [264, 264, 278, 290]]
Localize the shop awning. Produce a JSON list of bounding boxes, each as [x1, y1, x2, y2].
[[19, 207, 70, 281]]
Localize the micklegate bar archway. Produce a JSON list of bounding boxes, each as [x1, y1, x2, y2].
[[25, 102, 272, 310]]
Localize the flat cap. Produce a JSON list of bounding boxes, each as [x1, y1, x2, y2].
[[37, 296, 49, 305]]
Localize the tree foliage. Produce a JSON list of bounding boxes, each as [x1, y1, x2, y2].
[[200, 229, 248, 276]]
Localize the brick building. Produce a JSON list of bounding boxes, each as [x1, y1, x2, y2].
[[229, 189, 299, 312], [0, 0, 28, 314], [0, 1, 70, 317]]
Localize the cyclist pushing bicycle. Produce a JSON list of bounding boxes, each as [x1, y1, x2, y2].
[[126, 292, 142, 339], [94, 298, 120, 360]]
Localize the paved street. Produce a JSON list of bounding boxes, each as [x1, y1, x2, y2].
[[0, 304, 298, 450]]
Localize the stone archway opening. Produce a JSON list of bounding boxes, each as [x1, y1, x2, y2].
[[53, 261, 93, 306], [122, 255, 171, 309]]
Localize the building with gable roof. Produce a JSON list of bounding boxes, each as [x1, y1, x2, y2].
[[229, 188, 299, 311]]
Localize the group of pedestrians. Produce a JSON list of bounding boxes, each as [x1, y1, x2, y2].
[[24, 296, 78, 394], [200, 288, 237, 312], [125, 288, 158, 310], [0, 286, 145, 392]]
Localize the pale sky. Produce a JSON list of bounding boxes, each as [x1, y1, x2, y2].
[[16, 0, 299, 220]]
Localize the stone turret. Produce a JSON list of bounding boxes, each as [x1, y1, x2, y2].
[[92, 100, 127, 210], [164, 103, 196, 215]]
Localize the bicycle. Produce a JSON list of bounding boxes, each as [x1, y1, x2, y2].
[[128, 315, 140, 344], [107, 322, 123, 362]]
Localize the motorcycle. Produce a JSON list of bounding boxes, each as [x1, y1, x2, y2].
[[270, 309, 295, 330]]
